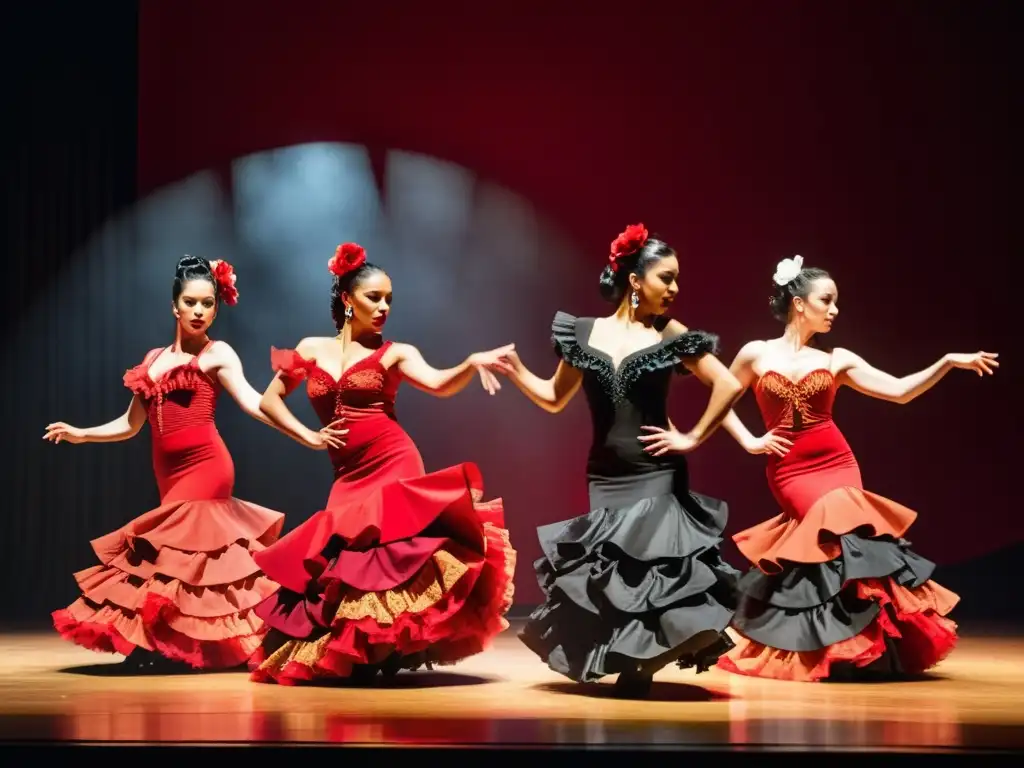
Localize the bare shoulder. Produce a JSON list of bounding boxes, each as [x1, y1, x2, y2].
[[662, 318, 689, 337], [295, 336, 332, 358], [830, 346, 863, 371], [387, 341, 418, 361], [207, 339, 237, 356], [203, 340, 239, 366], [736, 339, 769, 363]]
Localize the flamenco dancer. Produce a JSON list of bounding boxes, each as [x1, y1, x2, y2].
[[716, 255, 998, 682], [495, 224, 743, 697], [247, 243, 516, 685], [46, 256, 287, 671]]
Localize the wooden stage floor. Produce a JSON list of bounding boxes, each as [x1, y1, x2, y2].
[[0, 621, 1021, 752]]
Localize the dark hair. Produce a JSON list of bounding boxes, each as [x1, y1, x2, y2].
[[330, 262, 387, 329], [769, 266, 832, 322], [173, 255, 216, 302], [598, 237, 677, 304]]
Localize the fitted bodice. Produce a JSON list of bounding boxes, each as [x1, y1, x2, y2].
[[123, 344, 222, 436], [271, 342, 415, 476], [551, 311, 719, 477], [754, 369, 837, 433], [271, 342, 402, 427]]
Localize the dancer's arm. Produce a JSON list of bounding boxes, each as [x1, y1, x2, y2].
[[676, 352, 744, 447], [392, 343, 515, 398], [639, 351, 742, 455], [497, 350, 583, 414], [836, 348, 999, 404], [259, 339, 348, 450], [718, 341, 792, 457], [43, 396, 147, 445], [208, 341, 290, 434]]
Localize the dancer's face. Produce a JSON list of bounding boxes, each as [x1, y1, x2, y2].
[[793, 277, 839, 333], [173, 279, 217, 337], [344, 272, 393, 332], [630, 254, 680, 315]]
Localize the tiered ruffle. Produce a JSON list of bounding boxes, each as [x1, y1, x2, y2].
[[249, 463, 516, 685], [519, 489, 739, 682], [720, 486, 958, 681], [52, 498, 284, 668]]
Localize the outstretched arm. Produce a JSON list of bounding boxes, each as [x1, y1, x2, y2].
[[258, 340, 347, 450], [44, 395, 148, 445], [836, 348, 998, 404], [394, 343, 514, 398], [498, 350, 583, 413]]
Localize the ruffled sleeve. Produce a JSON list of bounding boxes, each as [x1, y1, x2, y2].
[[123, 347, 202, 398], [653, 329, 721, 376], [550, 311, 578, 361], [270, 347, 314, 394]]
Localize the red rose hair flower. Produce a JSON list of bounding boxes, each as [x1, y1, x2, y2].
[[608, 223, 649, 272], [209, 259, 239, 306], [329, 243, 367, 277]]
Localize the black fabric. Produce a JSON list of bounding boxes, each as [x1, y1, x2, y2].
[[731, 533, 937, 653], [519, 311, 736, 683]]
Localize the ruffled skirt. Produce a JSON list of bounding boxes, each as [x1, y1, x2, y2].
[[52, 497, 285, 669], [719, 486, 958, 681], [519, 469, 739, 683], [248, 463, 516, 685]]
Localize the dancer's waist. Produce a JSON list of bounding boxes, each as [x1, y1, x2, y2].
[[767, 420, 855, 468], [152, 422, 222, 453]]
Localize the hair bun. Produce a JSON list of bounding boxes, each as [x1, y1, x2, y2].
[[175, 254, 210, 276]]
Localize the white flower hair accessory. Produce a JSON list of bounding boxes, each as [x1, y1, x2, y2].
[[773, 254, 804, 286]]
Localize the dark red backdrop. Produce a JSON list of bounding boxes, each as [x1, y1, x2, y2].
[[137, 0, 1017, 603]]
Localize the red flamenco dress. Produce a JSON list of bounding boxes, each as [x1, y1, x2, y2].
[[52, 343, 286, 668], [717, 368, 959, 682], [248, 344, 516, 685]]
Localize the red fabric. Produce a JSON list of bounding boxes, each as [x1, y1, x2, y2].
[[736, 370, 921, 572], [250, 346, 516, 684], [250, 523, 515, 684], [51, 345, 286, 668], [719, 369, 960, 680], [717, 577, 959, 682]]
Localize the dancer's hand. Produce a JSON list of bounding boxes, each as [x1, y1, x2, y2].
[[477, 367, 502, 395], [946, 351, 999, 376], [638, 425, 699, 456], [743, 430, 792, 457], [43, 422, 87, 444], [469, 344, 516, 395], [488, 347, 521, 377], [306, 419, 348, 450]]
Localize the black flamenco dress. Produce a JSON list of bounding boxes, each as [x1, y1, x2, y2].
[[519, 311, 739, 687]]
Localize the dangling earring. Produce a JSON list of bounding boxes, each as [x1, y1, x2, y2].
[[344, 305, 354, 320], [630, 291, 639, 310]]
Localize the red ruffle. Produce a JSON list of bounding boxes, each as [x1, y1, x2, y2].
[[269, 347, 315, 394], [249, 521, 515, 685], [123, 360, 206, 400], [52, 497, 284, 669], [717, 576, 959, 682], [254, 463, 495, 593], [733, 486, 918, 575]]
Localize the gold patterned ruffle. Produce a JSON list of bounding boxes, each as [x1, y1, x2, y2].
[[256, 528, 518, 679], [333, 548, 469, 624], [257, 547, 472, 676]]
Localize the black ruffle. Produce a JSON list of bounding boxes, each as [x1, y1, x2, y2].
[[519, 490, 740, 682], [731, 533, 936, 653], [550, 311, 720, 403]]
